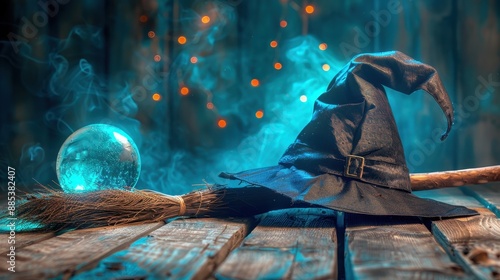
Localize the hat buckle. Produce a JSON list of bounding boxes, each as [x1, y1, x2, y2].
[[344, 155, 365, 179]]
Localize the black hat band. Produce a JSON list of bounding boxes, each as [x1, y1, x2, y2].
[[279, 142, 411, 192]]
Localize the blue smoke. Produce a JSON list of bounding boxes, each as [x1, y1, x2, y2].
[[1, 2, 342, 194], [159, 35, 341, 194]]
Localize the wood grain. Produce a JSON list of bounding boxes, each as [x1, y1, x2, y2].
[[463, 184, 500, 217], [0, 231, 55, 256], [411, 165, 500, 191], [432, 208, 500, 279], [419, 186, 500, 278], [73, 217, 254, 280], [215, 208, 337, 280], [0, 222, 163, 279], [345, 215, 467, 279]]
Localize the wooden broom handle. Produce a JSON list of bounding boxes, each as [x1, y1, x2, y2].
[[410, 165, 500, 191]]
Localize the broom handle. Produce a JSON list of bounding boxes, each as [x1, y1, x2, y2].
[[410, 165, 500, 191]]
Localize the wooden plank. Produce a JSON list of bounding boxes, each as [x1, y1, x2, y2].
[[420, 186, 500, 278], [215, 208, 337, 280], [0, 222, 163, 279], [463, 184, 500, 217], [73, 217, 254, 280], [0, 231, 55, 256], [345, 188, 482, 279], [345, 214, 467, 279], [432, 208, 500, 279]]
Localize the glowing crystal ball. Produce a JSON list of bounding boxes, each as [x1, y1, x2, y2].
[[56, 124, 141, 193]]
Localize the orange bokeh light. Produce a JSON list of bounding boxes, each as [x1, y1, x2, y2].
[[218, 119, 227, 128], [154, 55, 161, 62], [250, 79, 260, 87], [270, 40, 278, 48], [255, 110, 264, 119], [206, 102, 214, 109], [180, 86, 189, 95], [148, 31, 155, 38], [322, 64, 331, 71], [274, 62, 282, 70], [305, 5, 314, 14], [190, 56, 198, 63], [201, 16, 211, 24], [139, 15, 148, 23], [319, 43, 327, 50], [280, 20, 287, 28], [177, 36, 187, 44], [152, 93, 161, 101]]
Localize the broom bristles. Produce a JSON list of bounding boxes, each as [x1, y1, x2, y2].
[[9, 185, 305, 231], [11, 188, 224, 231]]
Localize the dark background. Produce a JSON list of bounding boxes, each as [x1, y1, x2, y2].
[[0, 0, 499, 194]]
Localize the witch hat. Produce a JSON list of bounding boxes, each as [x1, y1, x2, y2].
[[220, 51, 477, 218], [13, 51, 482, 232]]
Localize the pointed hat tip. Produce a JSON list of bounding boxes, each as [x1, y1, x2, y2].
[[440, 116, 453, 141]]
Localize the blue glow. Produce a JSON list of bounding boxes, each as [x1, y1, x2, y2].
[[4, 1, 490, 196], [56, 124, 141, 193]]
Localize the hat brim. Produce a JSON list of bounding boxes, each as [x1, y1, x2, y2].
[[220, 165, 477, 218]]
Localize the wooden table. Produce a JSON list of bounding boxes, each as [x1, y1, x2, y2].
[[1, 184, 499, 279]]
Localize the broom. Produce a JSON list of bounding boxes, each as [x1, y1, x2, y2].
[[11, 165, 500, 231]]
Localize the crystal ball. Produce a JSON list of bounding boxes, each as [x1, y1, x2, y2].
[[56, 124, 141, 193]]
